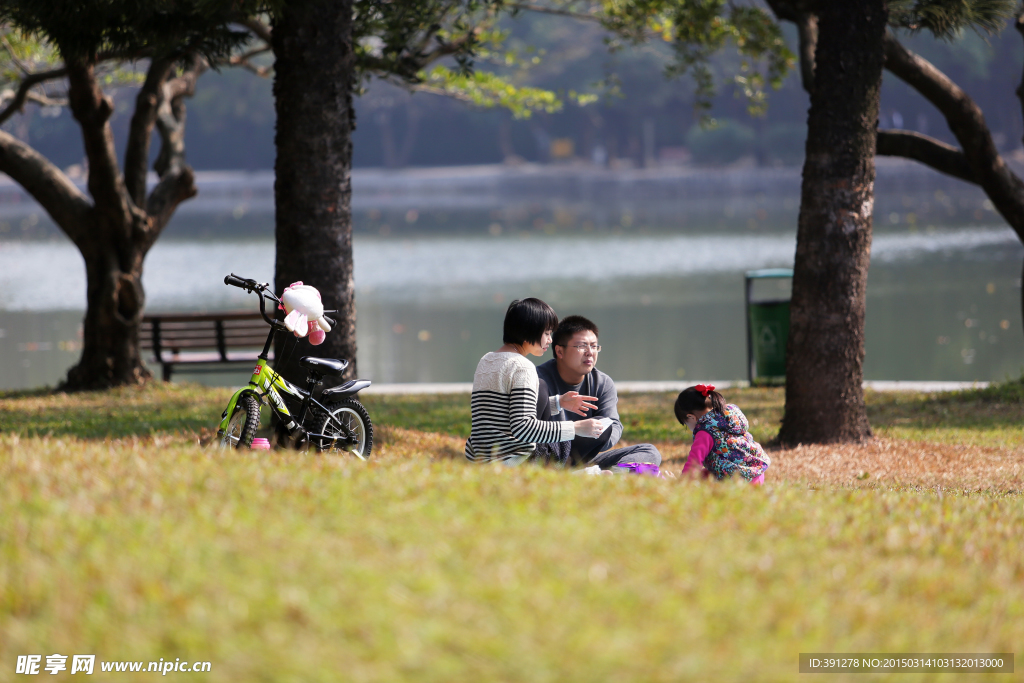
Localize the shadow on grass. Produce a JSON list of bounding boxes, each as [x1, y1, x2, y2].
[[863, 376, 1023, 439], [361, 394, 473, 438], [0, 383, 233, 439]]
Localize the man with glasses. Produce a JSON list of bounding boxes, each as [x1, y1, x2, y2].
[[536, 315, 661, 469]]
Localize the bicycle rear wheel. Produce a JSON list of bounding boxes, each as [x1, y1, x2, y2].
[[313, 399, 373, 460], [220, 394, 261, 449]]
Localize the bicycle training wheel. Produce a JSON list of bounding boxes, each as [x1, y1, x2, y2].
[[314, 399, 373, 460], [220, 394, 261, 449]]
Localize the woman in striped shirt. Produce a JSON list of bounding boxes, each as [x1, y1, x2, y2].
[[465, 298, 606, 465]]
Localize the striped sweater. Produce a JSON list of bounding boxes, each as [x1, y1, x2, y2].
[[465, 352, 575, 464]]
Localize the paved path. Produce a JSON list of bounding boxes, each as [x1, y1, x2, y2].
[[362, 380, 990, 395]]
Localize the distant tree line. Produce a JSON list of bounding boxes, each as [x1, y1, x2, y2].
[[9, 10, 1023, 172]]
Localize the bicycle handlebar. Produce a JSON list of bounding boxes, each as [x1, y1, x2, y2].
[[224, 273, 279, 326], [223, 273, 256, 289]]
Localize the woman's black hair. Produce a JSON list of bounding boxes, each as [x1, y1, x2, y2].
[[502, 298, 559, 346], [674, 386, 726, 424]]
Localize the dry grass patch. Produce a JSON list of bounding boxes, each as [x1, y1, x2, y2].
[[379, 427, 1024, 494], [375, 425, 466, 461], [769, 439, 1024, 492]]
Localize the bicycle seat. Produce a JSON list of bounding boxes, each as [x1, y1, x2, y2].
[[299, 356, 349, 376]]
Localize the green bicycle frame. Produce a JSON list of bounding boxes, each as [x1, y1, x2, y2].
[[214, 277, 363, 453], [217, 357, 305, 433]]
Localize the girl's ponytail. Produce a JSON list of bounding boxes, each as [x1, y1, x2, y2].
[[674, 384, 726, 423], [706, 389, 725, 414]]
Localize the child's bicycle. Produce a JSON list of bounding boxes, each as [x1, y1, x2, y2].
[[216, 273, 373, 459]]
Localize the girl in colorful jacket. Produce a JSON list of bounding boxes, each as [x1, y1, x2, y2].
[[675, 384, 770, 485]]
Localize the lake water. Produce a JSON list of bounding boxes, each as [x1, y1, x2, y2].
[[2, 223, 1022, 390]]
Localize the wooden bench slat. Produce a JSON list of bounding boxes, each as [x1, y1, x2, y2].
[[147, 326, 268, 335], [154, 330, 269, 340], [142, 311, 267, 323], [141, 320, 268, 328], [147, 330, 268, 340], [150, 330, 220, 339], [142, 338, 270, 350], [154, 340, 267, 350], [156, 351, 272, 362]]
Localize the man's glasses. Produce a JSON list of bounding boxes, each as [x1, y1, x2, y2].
[[570, 344, 601, 352]]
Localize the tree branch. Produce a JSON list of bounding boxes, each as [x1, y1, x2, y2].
[[66, 58, 132, 227], [0, 49, 133, 127], [417, 30, 479, 67], [0, 66, 68, 125], [876, 129, 976, 183], [407, 82, 477, 102], [124, 57, 175, 208], [225, 45, 272, 77], [796, 13, 817, 93], [765, 0, 817, 93], [1016, 13, 1024, 150], [506, 3, 602, 22], [0, 88, 67, 109], [24, 90, 67, 108], [883, 31, 1024, 243], [237, 16, 272, 43], [0, 32, 33, 74], [359, 27, 488, 83], [0, 128, 92, 246], [145, 54, 205, 238]]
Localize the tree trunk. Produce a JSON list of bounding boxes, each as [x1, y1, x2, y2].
[[777, 1, 887, 445], [272, 0, 357, 384], [66, 240, 150, 388]]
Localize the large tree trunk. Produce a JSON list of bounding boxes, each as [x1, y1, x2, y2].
[[777, 1, 887, 445], [272, 0, 357, 384], [67, 241, 150, 387]]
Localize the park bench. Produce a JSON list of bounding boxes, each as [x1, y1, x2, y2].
[[141, 311, 272, 382]]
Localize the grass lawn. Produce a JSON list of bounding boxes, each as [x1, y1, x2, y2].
[[2, 382, 1022, 681]]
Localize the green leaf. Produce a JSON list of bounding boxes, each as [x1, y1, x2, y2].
[[888, 0, 1017, 40], [419, 65, 563, 118]]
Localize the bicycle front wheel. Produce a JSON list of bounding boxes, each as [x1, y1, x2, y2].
[[313, 399, 373, 460], [220, 394, 261, 449]]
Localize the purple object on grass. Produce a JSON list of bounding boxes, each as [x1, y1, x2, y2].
[[251, 437, 271, 451], [615, 462, 661, 477]]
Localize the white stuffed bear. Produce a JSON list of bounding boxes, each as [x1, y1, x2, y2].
[[279, 281, 332, 345]]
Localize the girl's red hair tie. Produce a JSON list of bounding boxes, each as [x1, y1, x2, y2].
[[695, 384, 715, 397]]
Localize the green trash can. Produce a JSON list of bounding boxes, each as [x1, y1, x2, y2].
[[745, 269, 793, 385]]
